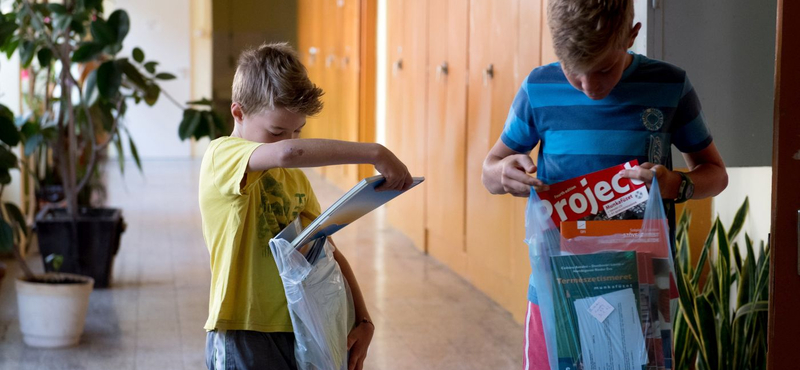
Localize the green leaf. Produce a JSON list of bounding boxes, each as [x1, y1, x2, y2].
[[72, 41, 105, 62], [155, 72, 177, 80], [84, 69, 99, 105], [45, 254, 64, 272], [123, 127, 142, 172], [118, 58, 149, 91], [187, 98, 213, 106], [132, 47, 145, 63], [144, 83, 161, 106], [0, 105, 19, 147], [107, 10, 130, 44], [691, 221, 717, 286], [0, 168, 10, 185], [694, 295, 718, 370], [0, 21, 18, 48], [0, 145, 18, 169], [37, 47, 53, 67], [4, 202, 28, 237], [144, 61, 158, 74], [47, 4, 68, 14], [0, 218, 13, 253], [728, 197, 749, 243], [23, 133, 43, 157], [104, 42, 123, 55], [19, 40, 36, 68], [178, 109, 201, 140], [114, 133, 125, 174], [97, 60, 123, 99], [90, 18, 116, 45], [3, 38, 20, 60]]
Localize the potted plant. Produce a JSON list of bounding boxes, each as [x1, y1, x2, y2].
[[1, 101, 94, 348], [673, 198, 769, 370], [0, 0, 195, 287]]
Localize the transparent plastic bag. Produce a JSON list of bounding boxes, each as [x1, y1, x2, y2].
[[270, 219, 356, 370], [526, 178, 678, 370]]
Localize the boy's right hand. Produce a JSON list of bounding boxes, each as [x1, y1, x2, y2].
[[373, 145, 414, 191], [499, 154, 549, 196]]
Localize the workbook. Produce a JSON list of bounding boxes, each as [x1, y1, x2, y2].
[[277, 175, 424, 259]]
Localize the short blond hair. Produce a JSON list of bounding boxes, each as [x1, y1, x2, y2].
[[547, 0, 634, 72], [232, 42, 324, 116]]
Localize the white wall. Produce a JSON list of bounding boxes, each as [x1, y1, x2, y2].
[[110, 0, 193, 159], [375, 0, 387, 146], [712, 167, 772, 250], [631, 0, 648, 55]]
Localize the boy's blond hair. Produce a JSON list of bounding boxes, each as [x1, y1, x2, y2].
[[232, 42, 324, 116], [547, 0, 634, 73]]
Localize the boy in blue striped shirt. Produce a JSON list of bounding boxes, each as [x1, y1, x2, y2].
[[481, 0, 728, 368]]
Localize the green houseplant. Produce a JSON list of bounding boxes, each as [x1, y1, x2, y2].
[[0, 0, 209, 287], [673, 197, 769, 370]]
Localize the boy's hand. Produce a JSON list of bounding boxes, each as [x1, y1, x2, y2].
[[373, 145, 414, 191], [618, 163, 680, 199], [347, 320, 375, 370], [499, 154, 549, 196]]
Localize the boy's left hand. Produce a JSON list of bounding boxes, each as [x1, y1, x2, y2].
[[618, 162, 680, 199], [347, 321, 374, 370]]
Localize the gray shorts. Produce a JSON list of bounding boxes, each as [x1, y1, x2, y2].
[[206, 330, 297, 370]]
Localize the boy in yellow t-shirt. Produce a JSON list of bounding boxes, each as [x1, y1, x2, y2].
[[199, 42, 413, 370]]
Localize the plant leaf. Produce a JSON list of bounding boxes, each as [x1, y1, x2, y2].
[[0, 218, 13, 253], [132, 47, 145, 63], [19, 40, 36, 68], [114, 133, 125, 174], [0, 21, 18, 48], [97, 60, 123, 99], [90, 17, 115, 45], [127, 133, 142, 172], [144, 83, 160, 106], [4, 202, 27, 237], [0, 168, 10, 185], [691, 221, 718, 286], [155, 72, 177, 80], [47, 4, 68, 14], [36, 47, 53, 67], [187, 98, 213, 106], [118, 58, 148, 91], [0, 105, 20, 146], [728, 197, 749, 243], [72, 41, 105, 62], [144, 61, 158, 74], [107, 10, 130, 44], [0, 145, 18, 169]]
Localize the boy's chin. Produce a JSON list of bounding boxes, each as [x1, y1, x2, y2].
[[584, 92, 609, 100]]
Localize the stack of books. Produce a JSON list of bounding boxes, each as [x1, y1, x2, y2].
[[537, 161, 676, 370]]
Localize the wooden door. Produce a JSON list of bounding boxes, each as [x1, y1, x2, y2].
[[540, 0, 558, 65], [425, 0, 469, 275], [465, 0, 520, 310], [385, 0, 428, 250], [768, 0, 800, 367], [299, 0, 324, 141]]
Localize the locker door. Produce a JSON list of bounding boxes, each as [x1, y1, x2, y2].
[[385, 0, 428, 251], [425, 0, 469, 275], [465, 0, 521, 309]]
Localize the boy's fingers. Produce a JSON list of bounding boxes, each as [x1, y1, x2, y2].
[[505, 168, 542, 186], [347, 334, 356, 350], [515, 155, 537, 173]]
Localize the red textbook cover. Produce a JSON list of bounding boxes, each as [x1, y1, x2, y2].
[[535, 160, 648, 228]]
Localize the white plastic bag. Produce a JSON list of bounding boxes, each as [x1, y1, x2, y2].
[[526, 178, 678, 370], [270, 219, 355, 370]]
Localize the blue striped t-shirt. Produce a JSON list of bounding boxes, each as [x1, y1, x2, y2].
[[502, 53, 713, 303]]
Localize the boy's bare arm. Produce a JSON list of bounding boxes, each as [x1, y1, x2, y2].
[[482, 138, 549, 197], [248, 139, 413, 191], [330, 241, 373, 370]]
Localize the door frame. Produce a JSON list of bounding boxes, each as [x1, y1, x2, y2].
[[767, 0, 800, 367]]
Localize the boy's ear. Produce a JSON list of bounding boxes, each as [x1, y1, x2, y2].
[[628, 22, 643, 49], [231, 103, 245, 123]]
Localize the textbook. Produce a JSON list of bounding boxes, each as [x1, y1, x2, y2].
[[550, 250, 647, 370], [277, 175, 425, 259], [536, 161, 649, 228]]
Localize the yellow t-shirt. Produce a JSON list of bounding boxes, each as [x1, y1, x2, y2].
[[199, 136, 321, 332]]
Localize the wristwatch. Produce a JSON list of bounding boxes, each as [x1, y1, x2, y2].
[[675, 172, 694, 204]]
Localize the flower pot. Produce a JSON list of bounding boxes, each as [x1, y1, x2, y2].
[[15, 273, 94, 348], [36, 207, 124, 288]]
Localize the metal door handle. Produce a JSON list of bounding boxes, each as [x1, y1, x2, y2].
[[393, 59, 403, 72], [483, 64, 494, 85], [436, 62, 449, 78]]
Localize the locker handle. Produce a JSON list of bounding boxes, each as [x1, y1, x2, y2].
[[436, 62, 449, 79], [308, 47, 318, 65], [483, 64, 495, 85], [393, 59, 403, 72], [326, 55, 337, 68]]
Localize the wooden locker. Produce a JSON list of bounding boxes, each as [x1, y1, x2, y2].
[[465, 0, 521, 310], [385, 0, 428, 251], [540, 0, 559, 65], [425, 0, 469, 276]]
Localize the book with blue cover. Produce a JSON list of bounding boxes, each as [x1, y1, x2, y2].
[[279, 175, 424, 261]]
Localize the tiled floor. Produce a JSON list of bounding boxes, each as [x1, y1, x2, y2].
[[0, 160, 522, 370]]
